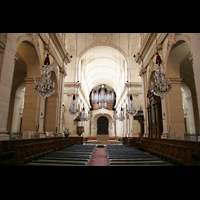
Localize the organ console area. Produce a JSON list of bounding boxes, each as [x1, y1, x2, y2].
[[90, 84, 116, 110]]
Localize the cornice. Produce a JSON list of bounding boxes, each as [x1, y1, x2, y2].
[[38, 33, 71, 69], [115, 82, 142, 109], [64, 82, 90, 109], [134, 33, 168, 68]]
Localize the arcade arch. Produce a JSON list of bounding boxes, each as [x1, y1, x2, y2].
[[165, 39, 199, 138], [78, 46, 128, 104]]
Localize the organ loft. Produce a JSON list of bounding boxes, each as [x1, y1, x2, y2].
[[90, 84, 116, 110]]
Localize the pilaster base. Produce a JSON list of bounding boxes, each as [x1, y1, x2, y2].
[[161, 132, 170, 139], [0, 133, 9, 140]]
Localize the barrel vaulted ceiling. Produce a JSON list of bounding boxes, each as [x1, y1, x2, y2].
[[64, 33, 141, 100]]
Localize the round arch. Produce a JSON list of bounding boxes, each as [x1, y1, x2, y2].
[[78, 44, 128, 66], [7, 39, 41, 135], [91, 110, 115, 137], [165, 34, 191, 67], [97, 116, 109, 135], [16, 34, 43, 66], [78, 45, 128, 93], [16, 40, 40, 78], [164, 35, 199, 136]]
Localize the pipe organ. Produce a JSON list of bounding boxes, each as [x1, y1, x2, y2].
[[90, 85, 116, 110]]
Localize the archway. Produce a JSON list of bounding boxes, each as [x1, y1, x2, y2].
[[97, 116, 108, 135], [78, 45, 128, 102], [165, 40, 199, 138], [44, 71, 58, 134], [11, 40, 41, 138], [6, 41, 28, 135], [181, 83, 196, 134], [147, 72, 163, 138]]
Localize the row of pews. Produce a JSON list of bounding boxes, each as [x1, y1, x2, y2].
[[123, 137, 200, 166], [0, 137, 83, 166], [25, 144, 96, 166], [106, 145, 171, 166]]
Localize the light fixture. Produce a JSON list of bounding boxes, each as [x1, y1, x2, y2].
[[34, 62, 55, 99], [127, 94, 137, 116], [34, 35, 55, 101], [93, 123, 98, 130], [118, 107, 125, 121], [126, 33, 137, 116], [108, 123, 113, 130], [69, 33, 79, 115], [151, 33, 172, 99], [34, 34, 55, 99], [151, 61, 172, 99], [112, 110, 119, 123], [80, 106, 88, 121], [87, 111, 91, 121], [69, 94, 79, 115]]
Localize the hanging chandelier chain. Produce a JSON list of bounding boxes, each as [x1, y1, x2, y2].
[[151, 33, 172, 99], [69, 33, 79, 116], [34, 33, 55, 100]]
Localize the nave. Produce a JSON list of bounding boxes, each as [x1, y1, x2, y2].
[[25, 144, 171, 166], [25, 144, 96, 166], [106, 145, 170, 166]]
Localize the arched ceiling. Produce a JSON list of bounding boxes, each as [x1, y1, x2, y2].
[[79, 46, 126, 93]]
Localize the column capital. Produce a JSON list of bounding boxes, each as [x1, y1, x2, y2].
[[139, 67, 147, 76], [24, 78, 35, 84], [168, 78, 182, 84]]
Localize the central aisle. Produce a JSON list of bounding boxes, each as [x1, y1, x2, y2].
[[90, 146, 109, 166]]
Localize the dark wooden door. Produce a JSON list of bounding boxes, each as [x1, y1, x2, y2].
[[147, 89, 163, 138], [97, 116, 108, 135]]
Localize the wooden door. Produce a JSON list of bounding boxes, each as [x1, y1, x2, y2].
[[147, 89, 163, 138], [97, 116, 108, 135]]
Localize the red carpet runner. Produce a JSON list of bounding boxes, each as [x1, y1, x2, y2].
[[90, 147, 109, 166]]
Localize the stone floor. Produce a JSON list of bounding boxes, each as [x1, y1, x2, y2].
[[90, 147, 109, 166]]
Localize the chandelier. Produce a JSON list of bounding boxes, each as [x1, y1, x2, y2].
[[127, 94, 137, 116], [69, 33, 79, 116], [80, 107, 88, 121], [118, 107, 125, 121], [108, 123, 113, 130], [126, 34, 137, 117], [87, 111, 91, 121], [34, 54, 55, 99], [93, 123, 98, 130], [69, 94, 79, 115], [112, 110, 119, 123], [151, 53, 172, 99]]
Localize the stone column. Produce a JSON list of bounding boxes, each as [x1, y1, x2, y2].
[[45, 94, 58, 133], [0, 43, 17, 134], [139, 67, 148, 137], [189, 34, 200, 122], [166, 78, 185, 139], [11, 94, 21, 132], [185, 95, 196, 134], [21, 78, 40, 139]]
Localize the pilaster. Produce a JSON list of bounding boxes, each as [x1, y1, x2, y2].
[[21, 78, 40, 133]]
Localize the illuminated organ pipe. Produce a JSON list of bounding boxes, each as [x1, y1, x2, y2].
[[90, 85, 115, 110]]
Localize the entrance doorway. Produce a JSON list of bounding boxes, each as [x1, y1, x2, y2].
[[97, 116, 108, 135], [147, 89, 163, 138]]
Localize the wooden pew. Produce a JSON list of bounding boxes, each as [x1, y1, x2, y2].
[[140, 137, 200, 165], [122, 137, 141, 147], [1, 136, 83, 165], [146, 141, 193, 166], [14, 139, 66, 166]]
